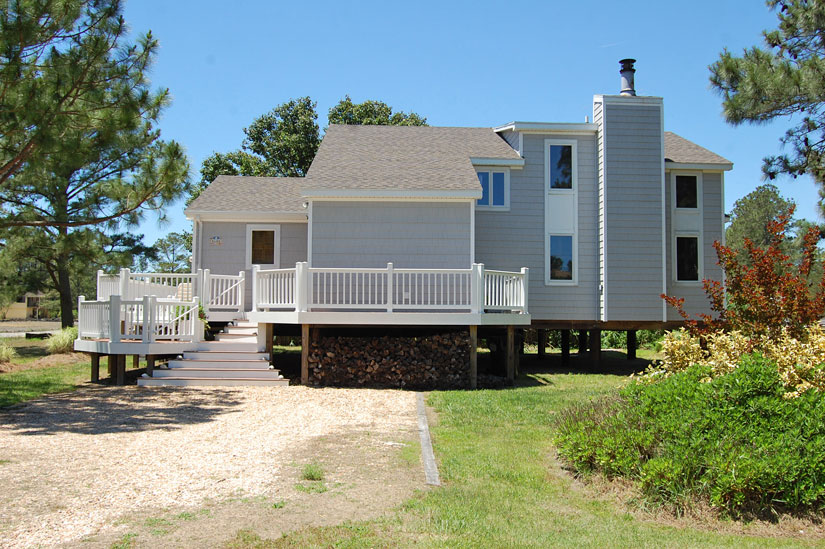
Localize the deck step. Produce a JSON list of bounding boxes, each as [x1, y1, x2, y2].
[[167, 359, 272, 370], [138, 377, 289, 387], [223, 326, 257, 335], [192, 341, 262, 352], [183, 351, 269, 361], [154, 368, 282, 379], [214, 333, 258, 342]]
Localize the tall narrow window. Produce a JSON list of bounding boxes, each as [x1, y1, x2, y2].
[[676, 236, 699, 281], [251, 231, 274, 265], [549, 145, 572, 189], [549, 235, 574, 280], [675, 175, 698, 208]]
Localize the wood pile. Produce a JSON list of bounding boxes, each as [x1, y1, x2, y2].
[[307, 331, 471, 389]]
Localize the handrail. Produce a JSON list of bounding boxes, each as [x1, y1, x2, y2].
[[77, 294, 202, 343]]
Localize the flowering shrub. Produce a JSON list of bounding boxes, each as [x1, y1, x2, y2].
[[643, 326, 825, 397], [663, 206, 825, 340]]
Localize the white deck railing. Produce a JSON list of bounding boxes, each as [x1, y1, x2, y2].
[[253, 263, 528, 314], [77, 295, 202, 343], [95, 268, 246, 316]]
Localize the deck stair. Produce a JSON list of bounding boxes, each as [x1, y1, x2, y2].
[[137, 320, 288, 387]]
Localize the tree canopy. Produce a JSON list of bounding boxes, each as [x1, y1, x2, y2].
[[190, 95, 426, 204], [0, 0, 190, 326], [710, 0, 825, 204]]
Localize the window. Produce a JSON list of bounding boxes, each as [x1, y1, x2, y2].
[[676, 236, 699, 281], [549, 145, 573, 189], [246, 224, 280, 269], [476, 170, 509, 209], [549, 235, 574, 280], [676, 175, 698, 208]]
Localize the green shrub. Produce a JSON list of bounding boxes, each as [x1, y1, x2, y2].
[[46, 327, 78, 354], [555, 354, 825, 518], [0, 341, 17, 364], [301, 462, 324, 482]]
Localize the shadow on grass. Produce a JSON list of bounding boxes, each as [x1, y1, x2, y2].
[[0, 382, 246, 436]]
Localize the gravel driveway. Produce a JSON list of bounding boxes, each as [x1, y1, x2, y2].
[[0, 385, 420, 548]]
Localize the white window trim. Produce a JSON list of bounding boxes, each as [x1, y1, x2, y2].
[[547, 233, 578, 285], [545, 139, 579, 285], [670, 171, 704, 285], [475, 168, 510, 211], [245, 224, 281, 270], [673, 233, 703, 285]]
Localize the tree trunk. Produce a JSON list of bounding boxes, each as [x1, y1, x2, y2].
[[56, 249, 74, 328]]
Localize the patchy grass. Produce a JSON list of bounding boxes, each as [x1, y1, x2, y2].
[[294, 482, 328, 494], [301, 462, 324, 482], [232, 368, 819, 548], [270, 501, 286, 510], [109, 532, 137, 549]]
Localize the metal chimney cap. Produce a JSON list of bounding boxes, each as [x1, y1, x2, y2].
[[619, 58, 636, 73]]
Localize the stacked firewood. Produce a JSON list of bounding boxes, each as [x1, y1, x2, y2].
[[307, 331, 471, 389]]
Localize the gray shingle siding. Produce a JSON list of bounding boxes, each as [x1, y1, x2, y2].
[[602, 101, 666, 321], [310, 201, 471, 269], [475, 133, 600, 321], [198, 221, 307, 309]]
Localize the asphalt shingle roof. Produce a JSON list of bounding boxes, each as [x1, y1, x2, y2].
[[664, 132, 732, 166], [304, 125, 521, 194], [185, 176, 306, 214]]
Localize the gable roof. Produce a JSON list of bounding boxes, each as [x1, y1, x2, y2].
[[185, 176, 306, 218], [664, 132, 732, 168], [304, 125, 521, 197]]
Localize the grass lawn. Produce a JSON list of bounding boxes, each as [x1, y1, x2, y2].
[[0, 337, 95, 408], [227, 362, 819, 548]]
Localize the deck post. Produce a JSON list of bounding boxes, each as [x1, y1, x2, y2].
[[578, 330, 588, 354], [561, 329, 570, 363], [141, 295, 151, 343], [506, 325, 516, 383], [109, 295, 121, 344], [301, 324, 310, 384], [202, 269, 211, 314], [296, 262, 308, 312], [91, 353, 99, 382], [147, 296, 156, 343], [537, 329, 546, 359], [589, 329, 602, 364], [469, 325, 478, 389], [251, 265, 259, 312], [116, 354, 125, 386], [627, 330, 637, 360], [119, 268, 130, 299], [386, 263, 394, 312], [520, 267, 529, 313], [106, 354, 114, 377], [265, 323, 274, 366], [146, 355, 155, 376], [470, 264, 482, 313], [132, 355, 139, 369], [238, 271, 246, 314]]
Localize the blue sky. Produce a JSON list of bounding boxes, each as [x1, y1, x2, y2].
[[122, 0, 820, 245]]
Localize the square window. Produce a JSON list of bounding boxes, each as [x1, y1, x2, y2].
[[251, 230, 275, 265], [676, 236, 699, 281], [492, 172, 505, 206], [550, 235, 573, 280], [550, 145, 572, 189], [676, 175, 698, 208], [477, 172, 490, 206]]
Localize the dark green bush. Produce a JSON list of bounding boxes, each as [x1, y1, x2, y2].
[[555, 354, 825, 518]]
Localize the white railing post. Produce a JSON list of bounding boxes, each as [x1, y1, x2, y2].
[[96, 271, 103, 300], [238, 271, 246, 313], [477, 264, 486, 313], [109, 295, 121, 343], [296, 262, 308, 312], [193, 299, 202, 343], [252, 265, 259, 312], [195, 268, 203, 304], [141, 295, 151, 343], [470, 264, 482, 314], [386, 263, 394, 312], [148, 295, 156, 343], [202, 269, 211, 313], [521, 267, 529, 314], [77, 295, 85, 337], [119, 268, 130, 298]]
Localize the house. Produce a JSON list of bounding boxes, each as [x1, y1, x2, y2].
[[74, 59, 732, 388], [1, 292, 47, 320]]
